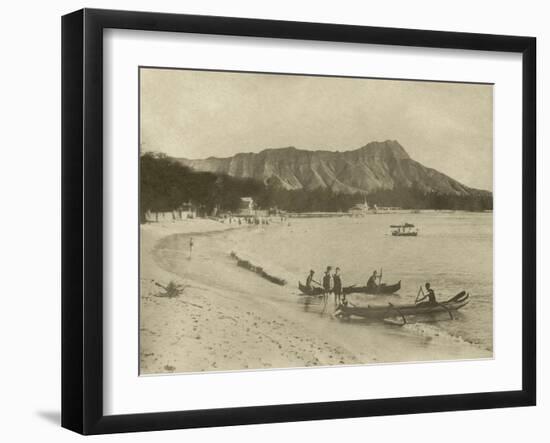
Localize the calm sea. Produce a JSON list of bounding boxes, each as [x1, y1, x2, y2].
[[228, 212, 493, 352]]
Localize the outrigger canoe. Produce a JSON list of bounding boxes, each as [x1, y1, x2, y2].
[[343, 281, 401, 295], [298, 281, 401, 296], [335, 291, 469, 322]]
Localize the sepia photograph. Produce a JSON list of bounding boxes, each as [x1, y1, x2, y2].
[[138, 67, 493, 375]]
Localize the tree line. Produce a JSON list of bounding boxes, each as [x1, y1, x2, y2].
[[364, 186, 493, 212], [140, 152, 492, 222], [140, 152, 262, 221]]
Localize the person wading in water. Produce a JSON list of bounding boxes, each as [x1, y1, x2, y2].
[[322, 266, 333, 300], [333, 267, 343, 308]]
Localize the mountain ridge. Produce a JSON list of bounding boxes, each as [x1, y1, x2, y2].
[[175, 140, 491, 197]]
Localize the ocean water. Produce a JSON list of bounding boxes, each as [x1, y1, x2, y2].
[[227, 212, 493, 352]]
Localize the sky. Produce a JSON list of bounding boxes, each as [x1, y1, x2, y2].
[[140, 68, 493, 191]]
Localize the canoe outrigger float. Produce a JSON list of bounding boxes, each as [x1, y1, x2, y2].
[[298, 281, 401, 296], [335, 291, 470, 325]]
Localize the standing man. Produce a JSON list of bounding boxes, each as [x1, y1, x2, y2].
[[189, 237, 194, 260], [322, 266, 333, 298], [333, 267, 343, 307]]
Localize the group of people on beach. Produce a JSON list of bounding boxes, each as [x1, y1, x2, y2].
[[224, 216, 270, 225], [305, 267, 438, 310], [304, 267, 350, 309], [305, 267, 383, 307]]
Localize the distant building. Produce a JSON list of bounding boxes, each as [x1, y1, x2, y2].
[[349, 199, 370, 216], [268, 206, 285, 216], [179, 202, 197, 219], [239, 197, 255, 216], [376, 206, 402, 212], [145, 202, 197, 222]]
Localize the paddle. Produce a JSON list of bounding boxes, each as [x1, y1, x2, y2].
[[311, 279, 322, 288], [415, 286, 425, 304]]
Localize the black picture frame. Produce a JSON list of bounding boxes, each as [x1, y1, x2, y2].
[[62, 8, 536, 435]]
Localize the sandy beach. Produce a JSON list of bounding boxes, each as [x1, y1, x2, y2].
[[140, 216, 491, 375], [140, 218, 362, 374]]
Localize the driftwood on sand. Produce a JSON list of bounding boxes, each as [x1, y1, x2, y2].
[[154, 281, 185, 298], [152, 280, 204, 309]]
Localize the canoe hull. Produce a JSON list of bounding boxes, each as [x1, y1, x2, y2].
[[298, 282, 324, 296], [343, 280, 401, 295], [299, 281, 401, 296], [338, 292, 469, 320]]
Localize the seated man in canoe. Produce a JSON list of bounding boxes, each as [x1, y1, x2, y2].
[[366, 270, 379, 292], [416, 282, 438, 307], [305, 270, 321, 291]]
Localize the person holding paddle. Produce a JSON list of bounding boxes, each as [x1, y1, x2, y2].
[[416, 282, 437, 306], [305, 270, 321, 291], [366, 270, 378, 292]]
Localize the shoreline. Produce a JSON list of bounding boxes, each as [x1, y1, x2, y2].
[[140, 217, 491, 375], [140, 218, 363, 374]]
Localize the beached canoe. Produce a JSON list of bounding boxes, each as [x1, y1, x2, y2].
[[343, 281, 401, 295], [299, 281, 401, 296], [336, 291, 469, 321], [298, 282, 326, 296]]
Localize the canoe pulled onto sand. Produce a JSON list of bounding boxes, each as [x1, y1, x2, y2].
[[298, 282, 324, 296], [336, 291, 469, 321], [343, 281, 401, 295], [298, 281, 401, 296]]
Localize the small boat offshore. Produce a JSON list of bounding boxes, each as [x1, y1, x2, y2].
[[391, 223, 418, 236]]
